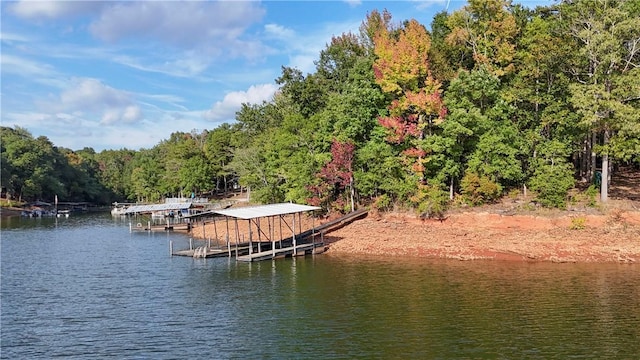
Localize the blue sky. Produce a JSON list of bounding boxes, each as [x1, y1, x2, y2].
[[1, 0, 552, 151]]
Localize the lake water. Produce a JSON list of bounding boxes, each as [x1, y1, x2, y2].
[[1, 213, 639, 359]]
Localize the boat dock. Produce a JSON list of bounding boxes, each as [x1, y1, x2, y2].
[[131, 220, 193, 232], [170, 204, 367, 262]]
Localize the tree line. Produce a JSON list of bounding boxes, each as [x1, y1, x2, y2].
[[2, 0, 638, 216]]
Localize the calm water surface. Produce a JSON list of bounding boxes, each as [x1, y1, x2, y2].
[[1, 213, 639, 359]]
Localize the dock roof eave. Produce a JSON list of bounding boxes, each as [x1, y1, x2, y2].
[[212, 203, 321, 220]]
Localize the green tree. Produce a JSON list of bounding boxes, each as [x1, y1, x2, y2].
[[564, 0, 640, 201], [528, 139, 575, 208], [0, 127, 63, 202], [128, 148, 162, 202], [446, 0, 519, 77], [204, 123, 237, 194], [95, 149, 136, 201]]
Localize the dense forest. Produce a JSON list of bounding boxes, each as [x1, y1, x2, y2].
[[2, 0, 639, 216]]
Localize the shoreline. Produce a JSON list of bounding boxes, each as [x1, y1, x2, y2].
[[191, 208, 640, 264], [323, 210, 640, 263]]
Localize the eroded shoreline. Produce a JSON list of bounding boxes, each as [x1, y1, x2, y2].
[[190, 208, 640, 263]]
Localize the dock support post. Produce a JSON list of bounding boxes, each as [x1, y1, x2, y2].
[[227, 234, 231, 258], [248, 220, 252, 255], [129, 222, 132, 233], [279, 216, 283, 249], [190, 238, 193, 250], [234, 219, 239, 260], [213, 217, 219, 248], [148, 221, 151, 232], [170, 240, 173, 256], [292, 213, 296, 251]]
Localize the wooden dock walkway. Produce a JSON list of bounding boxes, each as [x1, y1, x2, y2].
[[173, 246, 246, 258], [236, 242, 326, 262], [130, 221, 193, 232], [171, 241, 325, 261]]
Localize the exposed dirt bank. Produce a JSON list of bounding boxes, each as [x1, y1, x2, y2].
[[324, 209, 640, 263], [191, 205, 640, 264]]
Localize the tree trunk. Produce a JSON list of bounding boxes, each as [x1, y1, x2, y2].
[[600, 130, 609, 202], [350, 184, 355, 213], [449, 178, 454, 200], [590, 132, 597, 183], [581, 136, 588, 181]]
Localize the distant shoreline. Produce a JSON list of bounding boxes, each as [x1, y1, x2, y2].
[[0, 207, 24, 218]]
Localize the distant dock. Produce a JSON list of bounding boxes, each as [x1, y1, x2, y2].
[[130, 220, 193, 233]]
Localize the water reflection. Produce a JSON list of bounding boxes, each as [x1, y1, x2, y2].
[[1, 216, 639, 359]]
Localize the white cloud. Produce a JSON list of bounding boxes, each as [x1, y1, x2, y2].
[[205, 84, 279, 121], [10, 1, 106, 19], [101, 105, 142, 125], [89, 2, 265, 48], [343, 0, 362, 7], [47, 78, 143, 125], [289, 54, 319, 76], [411, 0, 448, 11], [3, 109, 198, 151], [264, 23, 296, 40]]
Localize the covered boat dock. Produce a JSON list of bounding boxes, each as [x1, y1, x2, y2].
[[172, 203, 324, 262]]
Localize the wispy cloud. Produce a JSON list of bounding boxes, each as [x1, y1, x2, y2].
[[89, 2, 265, 48], [264, 23, 296, 40], [9, 1, 106, 19], [0, 31, 32, 42], [1, 54, 56, 78], [410, 0, 448, 11], [343, 0, 362, 7], [205, 84, 279, 122], [41, 78, 144, 125]]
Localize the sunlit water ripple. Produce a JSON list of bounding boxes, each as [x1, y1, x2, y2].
[[2, 214, 639, 359]]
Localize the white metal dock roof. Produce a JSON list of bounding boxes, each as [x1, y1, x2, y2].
[[124, 202, 192, 214], [213, 203, 320, 220]]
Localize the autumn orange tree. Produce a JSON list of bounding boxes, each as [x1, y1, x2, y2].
[[371, 15, 448, 216], [373, 17, 447, 176]]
